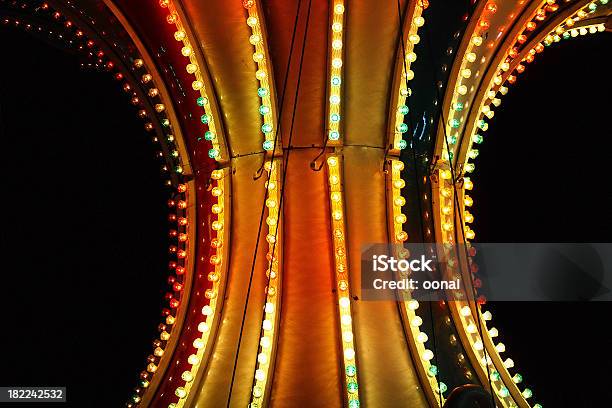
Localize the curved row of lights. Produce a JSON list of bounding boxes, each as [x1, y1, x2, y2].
[[0, 4, 193, 406], [158, 1, 229, 407], [437, 1, 608, 406], [390, 2, 427, 152], [242, 2, 284, 406], [386, 1, 447, 405], [435, 1, 564, 406], [244, 0, 279, 152], [159, 0, 224, 161]]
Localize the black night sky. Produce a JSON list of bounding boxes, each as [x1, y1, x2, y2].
[[0, 9, 611, 408]]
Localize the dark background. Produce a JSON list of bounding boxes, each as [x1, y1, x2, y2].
[[0, 27, 170, 406], [0, 16, 611, 408], [473, 34, 612, 408]]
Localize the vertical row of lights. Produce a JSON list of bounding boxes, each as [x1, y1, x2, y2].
[[388, 2, 444, 404], [325, 3, 358, 406], [159, 0, 223, 161], [241, 2, 284, 405], [392, 3, 426, 151], [244, 0, 278, 152], [250, 158, 282, 407], [327, 1, 345, 142], [158, 1, 228, 406], [326, 156, 360, 408]]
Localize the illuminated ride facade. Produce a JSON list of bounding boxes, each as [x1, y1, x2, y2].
[[1, 0, 609, 407]]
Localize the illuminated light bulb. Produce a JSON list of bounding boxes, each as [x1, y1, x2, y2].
[[487, 2, 497, 13], [409, 34, 420, 44], [249, 34, 261, 45], [341, 315, 352, 326], [261, 123, 273, 134], [327, 156, 338, 166], [193, 338, 204, 349], [159, 0, 169, 7], [342, 331, 354, 343], [472, 36, 483, 46], [154, 347, 164, 357], [449, 118, 460, 128], [253, 52, 264, 62], [406, 52, 417, 62], [414, 16, 425, 27], [460, 305, 471, 317], [407, 299, 419, 310], [338, 280, 348, 291], [496, 343, 506, 353], [160, 331, 170, 341], [332, 40, 343, 50], [255, 369, 266, 382], [246, 16, 258, 27], [331, 76, 342, 86], [181, 45, 192, 56], [258, 336, 272, 349], [330, 113, 341, 122], [338, 297, 351, 309], [397, 123, 409, 133], [330, 94, 341, 104], [181, 371, 194, 383], [198, 322, 209, 333], [464, 211, 474, 223], [155, 104, 165, 113], [264, 303, 275, 314], [148, 88, 159, 97], [499, 387, 510, 398], [503, 358, 514, 368], [174, 31, 186, 41], [468, 149, 479, 159], [257, 353, 268, 364], [394, 196, 406, 206], [457, 85, 468, 95], [332, 22, 343, 32], [416, 332, 428, 343], [267, 181, 276, 190], [462, 68, 472, 78], [344, 348, 355, 360], [263, 140, 274, 151], [466, 52, 477, 63], [202, 305, 213, 316], [422, 349, 434, 361], [474, 340, 484, 351], [266, 216, 277, 226], [255, 70, 267, 80], [175, 387, 187, 399], [499, 86, 508, 95], [331, 192, 342, 202], [522, 388, 533, 398], [464, 178, 473, 190], [411, 316, 423, 327], [395, 214, 407, 224], [467, 323, 477, 333], [329, 130, 340, 140], [147, 363, 157, 373], [262, 319, 273, 331]]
